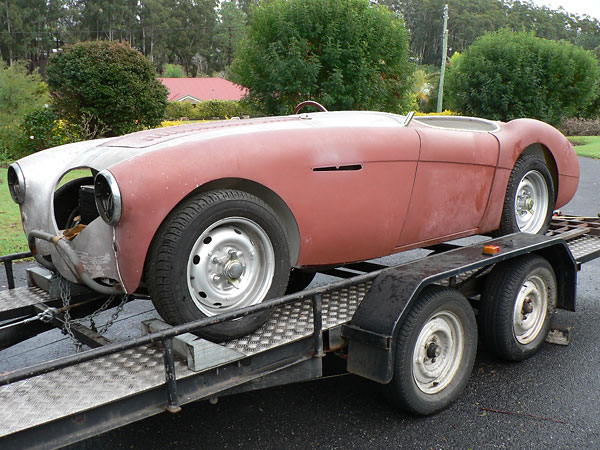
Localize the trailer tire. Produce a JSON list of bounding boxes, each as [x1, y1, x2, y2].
[[146, 189, 290, 341], [478, 255, 556, 361], [386, 286, 477, 415]]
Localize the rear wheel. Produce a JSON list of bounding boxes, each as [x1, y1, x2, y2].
[[496, 154, 554, 235], [146, 189, 290, 341], [478, 255, 556, 361], [386, 286, 477, 415]]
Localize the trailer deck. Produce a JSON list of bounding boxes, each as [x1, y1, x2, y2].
[[1, 216, 600, 449]]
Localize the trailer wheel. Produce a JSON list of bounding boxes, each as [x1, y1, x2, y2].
[[386, 286, 477, 415], [146, 189, 290, 341], [478, 255, 556, 361]]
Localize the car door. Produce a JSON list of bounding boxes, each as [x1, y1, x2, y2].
[[396, 125, 500, 248], [282, 121, 422, 266]]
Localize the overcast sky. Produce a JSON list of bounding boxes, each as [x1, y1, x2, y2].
[[528, 0, 600, 21]]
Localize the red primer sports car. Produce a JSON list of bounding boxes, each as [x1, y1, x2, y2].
[[8, 110, 579, 339]]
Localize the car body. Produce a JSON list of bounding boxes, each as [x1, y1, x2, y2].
[[8, 111, 579, 338]]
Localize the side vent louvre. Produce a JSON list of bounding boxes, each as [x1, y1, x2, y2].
[[313, 164, 363, 172]]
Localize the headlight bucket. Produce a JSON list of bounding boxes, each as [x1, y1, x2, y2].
[[94, 170, 122, 226], [7, 163, 26, 204]]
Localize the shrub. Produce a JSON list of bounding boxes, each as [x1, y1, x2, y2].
[[16, 107, 72, 157], [559, 118, 600, 136], [230, 0, 413, 115], [164, 100, 251, 120], [415, 110, 460, 116], [160, 120, 210, 128], [0, 124, 22, 162], [163, 64, 186, 78], [47, 40, 168, 138], [445, 30, 600, 125]]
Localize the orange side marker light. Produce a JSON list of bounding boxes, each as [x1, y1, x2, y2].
[[482, 244, 501, 256]]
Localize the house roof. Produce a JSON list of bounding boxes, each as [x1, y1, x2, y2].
[[158, 77, 248, 102]]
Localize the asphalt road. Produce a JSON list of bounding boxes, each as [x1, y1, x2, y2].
[[2, 157, 599, 450]]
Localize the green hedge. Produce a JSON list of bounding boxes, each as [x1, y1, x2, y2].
[[165, 100, 251, 120], [446, 29, 600, 125]]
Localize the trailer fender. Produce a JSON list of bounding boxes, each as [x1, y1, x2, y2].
[[342, 233, 577, 384]]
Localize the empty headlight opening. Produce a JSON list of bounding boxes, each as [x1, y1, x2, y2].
[[53, 168, 98, 230], [8, 164, 26, 204]]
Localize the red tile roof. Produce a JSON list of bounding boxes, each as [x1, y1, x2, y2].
[[158, 77, 248, 102]]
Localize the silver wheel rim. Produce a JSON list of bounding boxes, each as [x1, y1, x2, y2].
[[413, 310, 464, 394], [514, 170, 549, 233], [512, 275, 548, 344], [186, 217, 275, 316]]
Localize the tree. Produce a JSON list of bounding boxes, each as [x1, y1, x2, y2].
[[161, 0, 218, 77], [230, 0, 413, 115], [46, 40, 168, 137], [445, 29, 600, 124], [213, 1, 247, 71], [71, 0, 133, 41], [0, 59, 48, 121], [237, 0, 259, 19], [0, 0, 67, 73], [138, 0, 170, 65], [381, 0, 600, 67], [0, 60, 49, 158]]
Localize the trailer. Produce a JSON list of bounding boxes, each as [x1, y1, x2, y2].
[[1, 215, 600, 449]]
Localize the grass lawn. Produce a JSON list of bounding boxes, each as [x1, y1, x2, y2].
[[0, 168, 89, 255], [0, 168, 28, 254], [568, 136, 600, 159]]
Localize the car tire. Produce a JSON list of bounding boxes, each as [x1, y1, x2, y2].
[[496, 154, 555, 235], [385, 286, 477, 415], [146, 189, 290, 341], [478, 255, 556, 362], [285, 268, 316, 295]]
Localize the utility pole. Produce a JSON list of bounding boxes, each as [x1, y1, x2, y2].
[[437, 4, 449, 113]]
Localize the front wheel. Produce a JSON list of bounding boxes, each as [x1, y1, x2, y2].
[[496, 154, 555, 235], [385, 286, 477, 415], [146, 190, 290, 341]]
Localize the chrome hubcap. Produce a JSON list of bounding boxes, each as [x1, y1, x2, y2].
[[413, 311, 464, 394], [186, 217, 275, 316], [514, 170, 548, 233], [513, 275, 547, 344]]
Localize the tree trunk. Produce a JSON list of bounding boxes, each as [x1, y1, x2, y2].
[[5, 0, 13, 64]]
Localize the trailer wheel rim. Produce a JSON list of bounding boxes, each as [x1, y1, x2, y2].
[[412, 310, 465, 395], [186, 217, 275, 316], [512, 275, 548, 344], [514, 170, 549, 233]]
